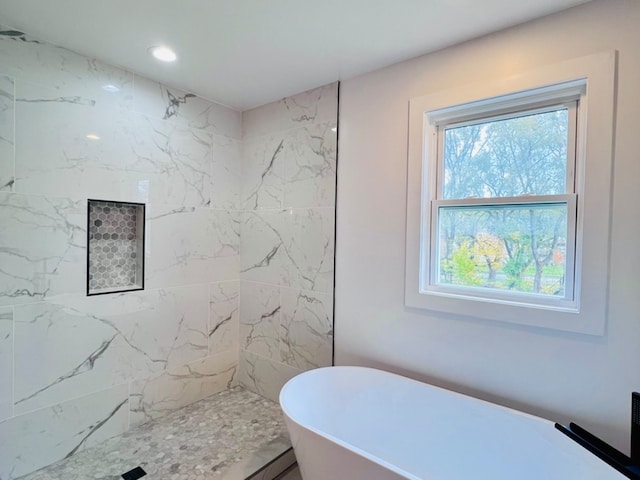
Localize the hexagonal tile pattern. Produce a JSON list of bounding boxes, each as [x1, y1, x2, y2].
[[88, 200, 144, 293]]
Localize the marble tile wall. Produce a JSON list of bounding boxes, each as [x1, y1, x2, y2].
[[0, 25, 242, 479], [238, 84, 338, 402], [0, 75, 13, 191], [0, 307, 12, 422], [0, 22, 337, 479]]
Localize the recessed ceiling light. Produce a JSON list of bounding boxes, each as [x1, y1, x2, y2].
[[102, 84, 120, 93], [149, 46, 177, 62], [86, 133, 101, 140]]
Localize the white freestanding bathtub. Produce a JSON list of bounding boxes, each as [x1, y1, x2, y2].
[[280, 366, 626, 480]]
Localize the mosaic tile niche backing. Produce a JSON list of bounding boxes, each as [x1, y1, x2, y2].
[[87, 200, 145, 294]]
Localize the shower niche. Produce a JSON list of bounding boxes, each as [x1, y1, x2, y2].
[[87, 199, 145, 295]]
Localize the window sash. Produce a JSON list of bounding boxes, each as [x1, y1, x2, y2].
[[423, 99, 580, 309], [425, 78, 585, 127], [424, 194, 577, 309], [434, 101, 578, 199]]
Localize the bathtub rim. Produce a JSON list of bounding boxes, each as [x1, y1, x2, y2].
[[280, 366, 424, 479], [279, 365, 617, 480], [280, 365, 552, 427]]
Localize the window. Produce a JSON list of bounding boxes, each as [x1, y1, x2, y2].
[[406, 52, 616, 335], [430, 97, 578, 309]]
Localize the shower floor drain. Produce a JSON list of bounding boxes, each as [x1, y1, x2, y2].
[[121, 466, 147, 479]]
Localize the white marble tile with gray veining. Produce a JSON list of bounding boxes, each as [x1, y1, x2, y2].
[[211, 134, 242, 210], [242, 122, 337, 211], [0, 26, 133, 109], [242, 82, 338, 139], [240, 282, 281, 361], [13, 285, 208, 414], [283, 122, 337, 209], [209, 280, 240, 354], [240, 210, 287, 286], [13, 81, 130, 199], [281, 208, 335, 293], [132, 75, 242, 138], [239, 350, 302, 403], [280, 288, 333, 370], [145, 206, 239, 289], [14, 81, 213, 206], [19, 387, 290, 480], [242, 133, 286, 210], [0, 384, 129, 480], [0, 192, 86, 306], [128, 116, 213, 206], [0, 74, 14, 191], [241, 209, 335, 293], [129, 349, 238, 427], [0, 306, 12, 421]]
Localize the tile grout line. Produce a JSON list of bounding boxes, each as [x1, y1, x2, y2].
[[208, 282, 212, 357], [239, 278, 333, 297], [11, 304, 15, 421], [11, 73, 16, 194]]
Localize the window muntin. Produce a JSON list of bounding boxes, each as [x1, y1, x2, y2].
[[427, 103, 578, 306]]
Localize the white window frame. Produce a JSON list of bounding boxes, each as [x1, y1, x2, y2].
[[428, 97, 579, 310], [405, 52, 616, 335], [429, 196, 577, 309]]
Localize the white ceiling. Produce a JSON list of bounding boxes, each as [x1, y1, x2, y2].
[[0, 0, 591, 111]]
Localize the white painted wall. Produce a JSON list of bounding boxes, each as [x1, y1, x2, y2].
[[335, 0, 640, 452]]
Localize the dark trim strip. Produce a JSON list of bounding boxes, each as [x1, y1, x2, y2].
[[555, 423, 640, 479]]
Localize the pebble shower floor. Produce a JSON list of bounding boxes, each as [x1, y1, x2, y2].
[[19, 388, 292, 480]]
